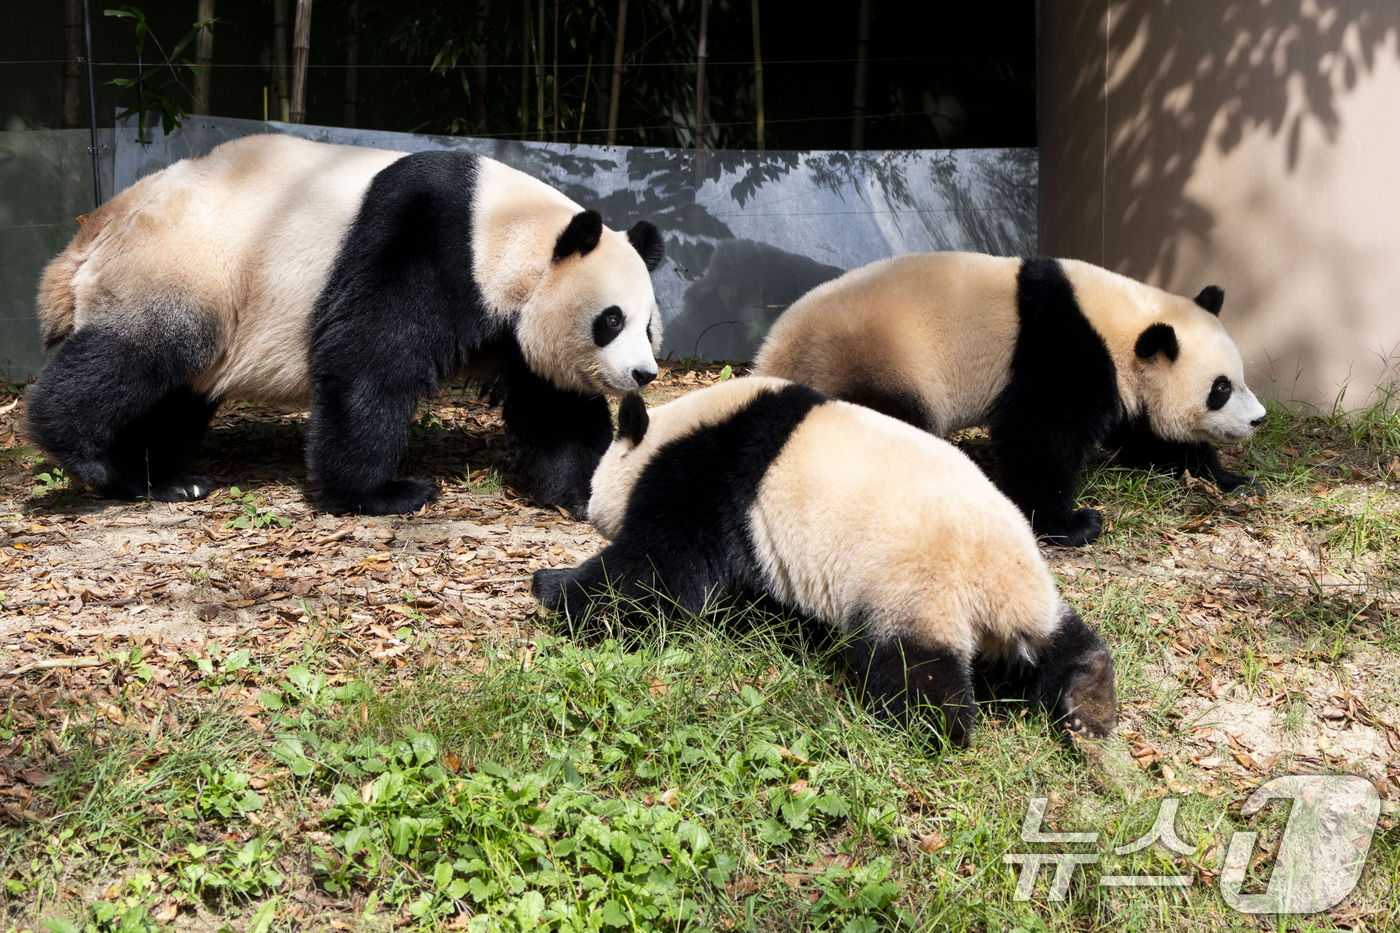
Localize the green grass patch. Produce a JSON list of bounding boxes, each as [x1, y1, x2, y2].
[[6, 609, 1395, 932]]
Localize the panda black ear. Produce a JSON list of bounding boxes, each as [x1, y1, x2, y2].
[[627, 220, 666, 272], [1194, 285, 1224, 316], [553, 209, 604, 262], [1135, 322, 1180, 362], [617, 393, 649, 445]]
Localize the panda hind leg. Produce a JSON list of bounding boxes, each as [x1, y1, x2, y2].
[[23, 308, 220, 498], [1001, 608, 1116, 739], [105, 386, 220, 501], [847, 631, 976, 748]]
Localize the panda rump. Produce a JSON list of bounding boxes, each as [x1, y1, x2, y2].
[[24, 134, 666, 515], [533, 377, 1117, 746]]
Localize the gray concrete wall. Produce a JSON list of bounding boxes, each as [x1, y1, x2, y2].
[[1040, 1, 1400, 410]]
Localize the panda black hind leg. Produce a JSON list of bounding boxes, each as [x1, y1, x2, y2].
[[846, 625, 977, 748], [105, 386, 220, 501], [980, 608, 1116, 740], [23, 306, 220, 501]]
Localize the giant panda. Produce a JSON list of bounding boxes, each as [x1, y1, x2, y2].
[[753, 252, 1268, 547], [532, 378, 1117, 746], [24, 134, 665, 516]]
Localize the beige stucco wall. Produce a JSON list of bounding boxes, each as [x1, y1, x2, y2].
[[1040, 1, 1400, 409]]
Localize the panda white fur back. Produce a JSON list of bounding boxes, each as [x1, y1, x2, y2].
[[43, 136, 405, 403], [27, 134, 666, 516], [535, 377, 1117, 746], [754, 252, 1267, 546]]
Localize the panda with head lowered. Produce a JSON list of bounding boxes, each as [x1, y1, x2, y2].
[[25, 134, 665, 515], [754, 252, 1268, 546], [533, 378, 1117, 746]]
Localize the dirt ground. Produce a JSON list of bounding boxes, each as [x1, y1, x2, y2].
[[0, 364, 730, 683], [2, 362, 1398, 808]]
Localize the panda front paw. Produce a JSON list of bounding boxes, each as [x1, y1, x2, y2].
[[1037, 507, 1103, 547], [319, 477, 439, 515], [532, 566, 614, 639], [531, 567, 575, 612], [149, 474, 214, 502], [1219, 472, 1265, 498]]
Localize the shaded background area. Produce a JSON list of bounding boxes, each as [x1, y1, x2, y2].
[[1, 0, 1035, 150], [1041, 1, 1400, 409]]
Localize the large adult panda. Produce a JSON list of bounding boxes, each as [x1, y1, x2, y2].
[[753, 252, 1268, 546], [533, 378, 1117, 746], [25, 134, 665, 516]]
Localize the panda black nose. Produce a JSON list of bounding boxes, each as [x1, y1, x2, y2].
[[1250, 415, 1265, 427], [633, 369, 656, 387]]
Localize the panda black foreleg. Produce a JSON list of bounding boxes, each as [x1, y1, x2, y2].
[[1106, 414, 1262, 496], [496, 366, 613, 518], [306, 366, 440, 515], [990, 428, 1103, 547], [1195, 444, 1264, 496], [23, 310, 220, 498], [846, 633, 976, 747], [532, 542, 715, 641]]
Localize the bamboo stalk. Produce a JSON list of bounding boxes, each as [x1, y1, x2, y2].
[[693, 0, 710, 149], [82, 0, 101, 206], [606, 0, 627, 145], [520, 0, 529, 136], [193, 0, 214, 115], [851, 0, 872, 149], [63, 0, 81, 128], [536, 0, 545, 139], [552, 0, 559, 142], [6, 657, 104, 678], [343, 0, 359, 127], [474, 0, 490, 134], [273, 0, 290, 121], [576, 51, 593, 143], [290, 0, 312, 124], [751, 0, 764, 151]]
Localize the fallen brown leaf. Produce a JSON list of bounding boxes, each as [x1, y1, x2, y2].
[[918, 831, 947, 853]]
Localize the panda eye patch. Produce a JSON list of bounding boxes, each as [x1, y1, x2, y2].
[[1207, 376, 1232, 411], [592, 306, 626, 347]]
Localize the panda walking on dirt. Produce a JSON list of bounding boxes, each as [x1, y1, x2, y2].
[[24, 134, 666, 517]]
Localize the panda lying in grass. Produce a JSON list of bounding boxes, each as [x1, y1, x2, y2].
[[755, 252, 1268, 546], [25, 134, 665, 516], [533, 378, 1117, 747]]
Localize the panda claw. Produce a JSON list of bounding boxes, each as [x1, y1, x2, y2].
[[146, 475, 214, 503], [1231, 477, 1265, 499]]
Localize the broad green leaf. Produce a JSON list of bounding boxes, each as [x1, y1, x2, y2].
[[247, 899, 278, 933]]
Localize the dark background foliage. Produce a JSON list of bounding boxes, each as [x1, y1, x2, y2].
[[4, 0, 1035, 150]]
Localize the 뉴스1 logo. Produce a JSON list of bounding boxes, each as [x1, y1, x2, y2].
[[1003, 775, 1381, 913]]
